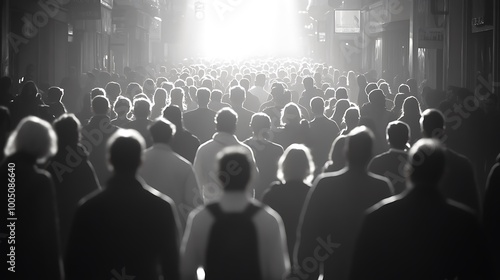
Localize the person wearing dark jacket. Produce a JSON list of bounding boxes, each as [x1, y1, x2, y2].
[[350, 139, 492, 280], [65, 129, 180, 280], [46, 114, 101, 252], [163, 105, 200, 164], [183, 87, 216, 143], [0, 116, 63, 280]]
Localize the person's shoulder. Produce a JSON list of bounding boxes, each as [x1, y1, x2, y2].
[[143, 183, 177, 210], [365, 194, 403, 218], [172, 151, 194, 167], [445, 198, 477, 218]]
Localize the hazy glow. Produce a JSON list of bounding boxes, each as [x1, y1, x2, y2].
[[191, 0, 301, 59]]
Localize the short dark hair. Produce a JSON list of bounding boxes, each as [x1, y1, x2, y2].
[[53, 113, 81, 149], [217, 146, 252, 192], [230, 86, 246, 105], [163, 105, 183, 129], [335, 87, 348, 100], [47, 86, 64, 102], [91, 87, 106, 99], [216, 108, 238, 134], [406, 138, 446, 185], [420, 109, 445, 138], [386, 121, 410, 149], [107, 129, 145, 174], [133, 98, 151, 119], [105, 82, 121, 101], [346, 126, 374, 168], [196, 87, 211, 106], [92, 96, 110, 115], [255, 73, 266, 86], [398, 84, 410, 94], [149, 118, 176, 144], [250, 112, 271, 136], [310, 96, 325, 115], [113, 96, 131, 116]]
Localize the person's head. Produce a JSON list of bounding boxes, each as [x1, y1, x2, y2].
[[386, 121, 410, 150], [149, 118, 176, 145], [216, 107, 238, 134], [161, 81, 174, 94], [91, 87, 106, 99], [402, 96, 421, 117], [345, 126, 374, 169], [368, 89, 386, 108], [211, 89, 223, 102], [343, 106, 360, 128], [113, 96, 131, 117], [170, 87, 185, 107], [255, 73, 266, 87], [107, 129, 145, 175], [379, 82, 391, 97], [92, 95, 110, 115], [365, 82, 378, 96], [217, 146, 253, 192], [303, 76, 314, 89], [310, 96, 325, 116], [163, 105, 183, 129], [281, 102, 302, 126], [229, 85, 246, 106], [325, 87, 336, 99], [47, 86, 64, 103], [357, 74, 367, 87], [20, 81, 39, 99], [239, 78, 250, 92], [196, 87, 211, 107], [133, 98, 151, 119], [105, 82, 121, 102], [420, 109, 445, 139], [398, 84, 410, 95], [405, 138, 446, 186], [329, 135, 347, 165], [125, 82, 143, 99], [201, 78, 213, 90], [153, 88, 167, 107], [53, 113, 81, 150], [250, 112, 271, 139], [143, 78, 155, 96], [278, 144, 315, 184], [4, 116, 57, 163], [335, 87, 348, 100]]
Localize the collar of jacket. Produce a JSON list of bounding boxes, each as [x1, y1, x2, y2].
[[212, 132, 239, 146]]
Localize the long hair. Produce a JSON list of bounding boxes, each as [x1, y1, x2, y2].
[[277, 144, 315, 184]]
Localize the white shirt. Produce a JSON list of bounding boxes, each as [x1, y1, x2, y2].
[[181, 192, 290, 280], [249, 85, 270, 104], [193, 132, 259, 203], [139, 143, 200, 225]]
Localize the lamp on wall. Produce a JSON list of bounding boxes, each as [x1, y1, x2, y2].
[[431, 0, 449, 15]]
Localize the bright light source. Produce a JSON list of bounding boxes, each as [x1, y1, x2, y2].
[[196, 267, 205, 280]]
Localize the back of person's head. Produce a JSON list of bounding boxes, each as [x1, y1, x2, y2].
[[105, 82, 121, 102], [163, 105, 183, 129], [53, 113, 81, 150], [201, 78, 213, 90], [303, 76, 314, 89], [113, 96, 131, 117], [92, 95, 110, 115], [310, 96, 325, 116], [398, 84, 410, 95], [216, 107, 238, 134], [365, 82, 378, 96], [107, 129, 145, 174], [335, 87, 348, 100], [420, 109, 445, 139], [277, 144, 315, 184], [402, 96, 421, 117], [255, 73, 266, 87], [211, 89, 223, 102], [345, 126, 374, 169], [91, 87, 106, 99], [4, 116, 57, 163], [125, 82, 142, 99], [250, 112, 271, 138], [281, 102, 302, 126], [368, 89, 386, 107], [379, 82, 391, 96], [239, 78, 250, 92], [143, 78, 156, 95], [20, 81, 39, 99], [47, 86, 64, 103], [357, 74, 367, 87], [325, 87, 336, 99], [217, 146, 252, 192], [153, 88, 167, 106], [229, 85, 246, 105], [161, 81, 174, 93], [196, 87, 211, 107], [133, 98, 151, 119], [170, 87, 185, 105], [343, 106, 360, 128], [149, 118, 176, 145], [386, 121, 410, 149], [406, 138, 446, 186], [393, 93, 406, 111]]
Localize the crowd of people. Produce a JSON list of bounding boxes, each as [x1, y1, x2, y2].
[[0, 57, 499, 279]]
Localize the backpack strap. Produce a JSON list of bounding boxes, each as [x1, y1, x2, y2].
[[207, 202, 261, 219], [206, 203, 224, 219]]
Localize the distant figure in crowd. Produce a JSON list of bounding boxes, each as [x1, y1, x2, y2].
[[65, 129, 180, 280], [0, 116, 63, 280], [124, 98, 154, 147], [110, 96, 132, 127], [398, 96, 422, 145], [182, 146, 290, 280], [151, 88, 167, 120], [208, 89, 231, 112], [163, 105, 200, 164], [250, 73, 271, 104], [140, 118, 200, 227], [295, 126, 393, 280], [350, 139, 491, 280], [184, 87, 216, 143], [229, 85, 253, 141], [46, 86, 67, 119]]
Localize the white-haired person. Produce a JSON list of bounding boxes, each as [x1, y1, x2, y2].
[[0, 116, 63, 279]]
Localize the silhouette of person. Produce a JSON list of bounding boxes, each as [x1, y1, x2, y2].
[[163, 105, 200, 164], [330, 99, 351, 129], [208, 89, 231, 112], [193, 108, 259, 203], [274, 102, 310, 149], [350, 139, 492, 280], [309, 97, 340, 173], [244, 113, 284, 199], [340, 106, 360, 135], [299, 76, 323, 115], [46, 86, 67, 119], [262, 144, 313, 264], [420, 109, 480, 213], [150, 88, 167, 120], [240, 78, 261, 112], [250, 73, 271, 104], [46, 114, 101, 252], [295, 126, 393, 280], [181, 146, 290, 280], [110, 96, 132, 128], [139, 118, 200, 227], [60, 67, 81, 113], [65, 129, 180, 280], [368, 121, 410, 195], [10, 81, 45, 126], [323, 134, 348, 173], [398, 96, 422, 145], [124, 98, 153, 147], [0, 116, 63, 279], [183, 87, 216, 143]]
